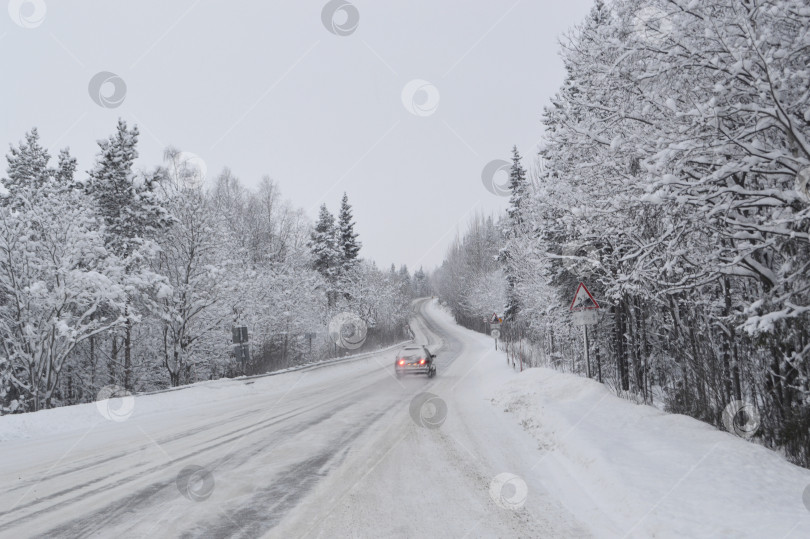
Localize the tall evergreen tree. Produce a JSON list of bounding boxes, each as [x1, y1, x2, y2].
[[86, 120, 169, 257], [54, 148, 78, 187], [85, 119, 170, 390], [3, 129, 78, 208], [413, 266, 428, 296], [3, 128, 50, 203], [308, 204, 341, 280], [398, 264, 412, 297], [505, 145, 528, 232], [500, 146, 529, 322], [337, 192, 361, 268]]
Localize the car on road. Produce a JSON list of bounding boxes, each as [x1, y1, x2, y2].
[[394, 345, 436, 378]]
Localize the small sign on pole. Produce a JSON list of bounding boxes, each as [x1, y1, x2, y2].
[[569, 282, 600, 378], [232, 326, 248, 344], [489, 314, 503, 350], [572, 310, 598, 326], [232, 325, 250, 365]]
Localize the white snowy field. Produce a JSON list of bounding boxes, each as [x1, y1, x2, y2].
[[0, 298, 808, 538]]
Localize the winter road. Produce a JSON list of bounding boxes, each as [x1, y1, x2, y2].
[[0, 299, 596, 537]]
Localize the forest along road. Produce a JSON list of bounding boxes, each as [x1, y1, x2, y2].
[[0, 298, 597, 538]]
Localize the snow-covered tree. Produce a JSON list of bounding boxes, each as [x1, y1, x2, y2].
[[85, 120, 171, 390], [0, 177, 128, 411], [2, 128, 50, 201], [337, 192, 361, 269], [431, 0, 810, 467], [505, 146, 529, 231], [412, 267, 430, 297], [433, 214, 506, 329], [54, 148, 78, 188], [309, 204, 342, 282], [499, 147, 530, 322], [152, 149, 225, 386], [86, 120, 170, 257], [0, 127, 414, 411]]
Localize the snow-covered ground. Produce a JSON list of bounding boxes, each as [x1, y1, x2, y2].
[[1, 298, 808, 537]]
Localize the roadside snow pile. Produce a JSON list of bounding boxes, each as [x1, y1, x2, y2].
[[491, 368, 810, 538], [0, 377, 256, 442]]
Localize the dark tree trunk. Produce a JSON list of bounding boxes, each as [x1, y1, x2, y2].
[[109, 334, 118, 385], [124, 316, 132, 391], [614, 303, 629, 391]]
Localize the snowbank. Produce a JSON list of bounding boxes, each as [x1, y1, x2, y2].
[[491, 367, 810, 538]]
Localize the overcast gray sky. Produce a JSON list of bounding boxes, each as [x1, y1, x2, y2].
[[2, 0, 594, 271]]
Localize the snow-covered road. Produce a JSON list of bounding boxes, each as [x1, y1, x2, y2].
[[2, 298, 809, 538], [0, 299, 589, 537]]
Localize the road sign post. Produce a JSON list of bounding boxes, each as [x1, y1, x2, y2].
[[583, 325, 590, 378], [489, 314, 503, 350], [569, 282, 600, 379], [232, 325, 250, 374]]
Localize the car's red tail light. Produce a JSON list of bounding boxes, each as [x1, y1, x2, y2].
[[419, 359, 425, 365], [398, 360, 405, 366]]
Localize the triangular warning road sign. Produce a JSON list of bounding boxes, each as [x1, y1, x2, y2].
[[570, 282, 600, 311]]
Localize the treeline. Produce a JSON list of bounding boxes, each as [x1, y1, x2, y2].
[[0, 121, 414, 413], [434, 0, 810, 467], [432, 214, 505, 331]]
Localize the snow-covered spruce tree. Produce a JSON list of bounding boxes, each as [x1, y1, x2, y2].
[[0, 153, 128, 411], [86, 120, 171, 257], [337, 192, 361, 270], [54, 148, 78, 188], [334, 192, 363, 305], [506, 146, 529, 229], [85, 120, 171, 391], [412, 267, 430, 297], [308, 203, 342, 305], [2, 129, 80, 207], [398, 265, 411, 297], [500, 147, 530, 324], [2, 128, 50, 203]]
